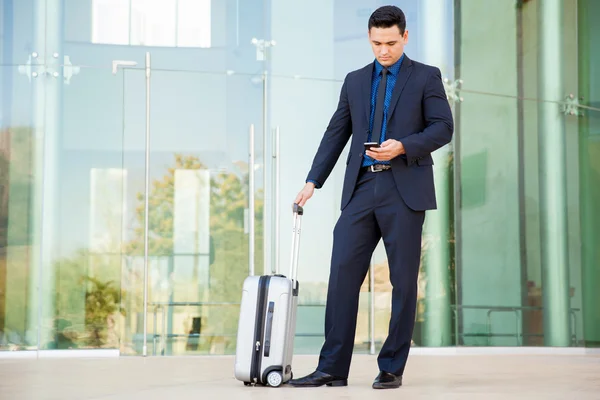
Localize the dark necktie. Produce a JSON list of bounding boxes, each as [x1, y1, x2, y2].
[[371, 67, 388, 145]]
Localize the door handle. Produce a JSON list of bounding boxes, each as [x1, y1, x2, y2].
[[112, 60, 138, 75]]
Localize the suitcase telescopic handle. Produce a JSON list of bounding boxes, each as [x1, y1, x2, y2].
[[289, 203, 303, 283], [293, 203, 304, 215]]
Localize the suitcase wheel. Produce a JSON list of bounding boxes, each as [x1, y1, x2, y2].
[[266, 371, 283, 387], [243, 382, 252, 386]]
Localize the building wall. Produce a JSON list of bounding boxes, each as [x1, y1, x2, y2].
[[0, 0, 597, 353], [457, 0, 522, 345]]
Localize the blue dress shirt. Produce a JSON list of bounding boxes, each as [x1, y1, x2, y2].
[[362, 54, 404, 167], [307, 55, 404, 188]]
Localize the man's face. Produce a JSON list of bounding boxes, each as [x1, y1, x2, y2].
[[368, 25, 408, 67]]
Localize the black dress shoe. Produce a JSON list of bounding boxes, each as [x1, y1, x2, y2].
[[372, 371, 402, 389], [288, 370, 348, 387]]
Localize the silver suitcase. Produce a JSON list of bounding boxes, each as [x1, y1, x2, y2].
[[234, 204, 303, 387]]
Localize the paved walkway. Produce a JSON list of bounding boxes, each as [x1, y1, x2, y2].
[[0, 353, 599, 399]]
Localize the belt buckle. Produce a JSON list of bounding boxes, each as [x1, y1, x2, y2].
[[370, 165, 380, 173]]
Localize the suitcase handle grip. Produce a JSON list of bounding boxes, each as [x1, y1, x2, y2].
[[289, 203, 303, 284], [293, 203, 304, 215]]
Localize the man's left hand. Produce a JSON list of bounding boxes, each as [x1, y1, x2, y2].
[[366, 139, 405, 161]]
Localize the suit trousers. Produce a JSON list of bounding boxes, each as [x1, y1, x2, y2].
[[316, 167, 425, 378]]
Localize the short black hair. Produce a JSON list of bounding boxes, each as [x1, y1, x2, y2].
[[368, 5, 406, 34]]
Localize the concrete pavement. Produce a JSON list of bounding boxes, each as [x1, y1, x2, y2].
[[0, 353, 599, 399]]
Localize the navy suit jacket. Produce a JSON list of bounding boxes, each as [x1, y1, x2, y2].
[[306, 55, 454, 211]]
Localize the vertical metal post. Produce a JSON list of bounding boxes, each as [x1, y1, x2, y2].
[[142, 51, 151, 357], [516, 1, 530, 346], [419, 0, 453, 347], [538, 0, 570, 346], [273, 127, 281, 274], [249, 125, 255, 276], [31, 0, 63, 354], [31, 0, 47, 357], [166, 255, 174, 355], [452, 0, 464, 346]]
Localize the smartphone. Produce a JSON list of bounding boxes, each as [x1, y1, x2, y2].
[[363, 142, 380, 151]]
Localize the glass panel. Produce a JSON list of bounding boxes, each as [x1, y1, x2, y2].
[[129, 70, 262, 355], [563, 96, 585, 348], [455, 89, 521, 346], [1, 0, 38, 67], [580, 105, 600, 348], [37, 66, 127, 350], [177, 0, 212, 48], [454, 0, 585, 348], [0, 65, 41, 351], [458, 0, 518, 98], [65, 0, 265, 73], [454, 90, 587, 347], [130, 0, 177, 47], [91, 0, 130, 46], [55, 0, 266, 355], [579, 0, 600, 348]]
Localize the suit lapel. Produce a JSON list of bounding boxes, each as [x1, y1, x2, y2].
[[360, 63, 374, 128], [386, 55, 413, 124]]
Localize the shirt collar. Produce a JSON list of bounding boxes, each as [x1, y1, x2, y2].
[[374, 53, 404, 77]]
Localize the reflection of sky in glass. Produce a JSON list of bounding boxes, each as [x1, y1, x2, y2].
[[92, 0, 211, 48]]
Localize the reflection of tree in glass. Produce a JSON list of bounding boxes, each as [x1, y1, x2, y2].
[[53, 250, 121, 349], [123, 154, 263, 354], [82, 276, 125, 348], [0, 127, 36, 350], [46, 153, 263, 353]]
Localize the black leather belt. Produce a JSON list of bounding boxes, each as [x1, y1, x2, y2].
[[363, 164, 391, 172]]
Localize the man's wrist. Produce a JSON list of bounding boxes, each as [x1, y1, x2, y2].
[[397, 140, 406, 155], [306, 179, 320, 189]]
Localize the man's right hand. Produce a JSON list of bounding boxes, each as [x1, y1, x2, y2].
[[295, 182, 315, 207]]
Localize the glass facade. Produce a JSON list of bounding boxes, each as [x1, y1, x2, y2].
[[0, 0, 598, 355]]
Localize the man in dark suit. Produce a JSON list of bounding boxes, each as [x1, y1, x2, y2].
[[289, 5, 453, 390]]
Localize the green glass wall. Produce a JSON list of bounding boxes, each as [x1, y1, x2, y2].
[[578, 0, 600, 348], [455, 0, 592, 347]]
